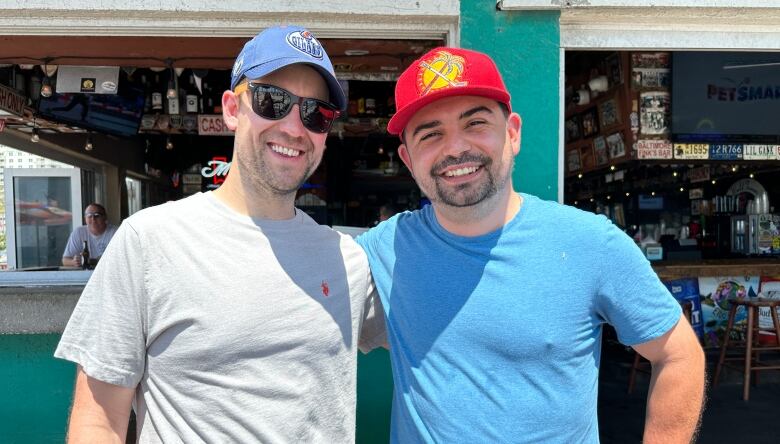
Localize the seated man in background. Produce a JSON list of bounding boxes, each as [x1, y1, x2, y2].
[[62, 203, 117, 267]]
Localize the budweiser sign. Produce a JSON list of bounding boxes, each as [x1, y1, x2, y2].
[[0, 84, 26, 116]]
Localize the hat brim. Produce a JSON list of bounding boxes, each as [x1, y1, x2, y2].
[[240, 59, 347, 111], [387, 86, 511, 136]]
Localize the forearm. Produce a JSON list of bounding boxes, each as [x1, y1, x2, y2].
[[63, 256, 79, 267], [643, 348, 706, 444]]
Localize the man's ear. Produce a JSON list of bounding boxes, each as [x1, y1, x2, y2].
[[222, 90, 240, 131], [507, 112, 522, 156], [398, 143, 414, 177]]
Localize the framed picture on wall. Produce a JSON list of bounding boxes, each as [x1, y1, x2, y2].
[[593, 136, 609, 166], [581, 108, 599, 138], [565, 115, 582, 144], [605, 53, 622, 87], [580, 144, 595, 171], [598, 97, 620, 129], [606, 132, 626, 159], [566, 148, 581, 173]]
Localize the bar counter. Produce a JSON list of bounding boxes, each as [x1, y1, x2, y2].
[[652, 258, 780, 281]]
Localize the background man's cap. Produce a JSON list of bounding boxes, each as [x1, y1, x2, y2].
[[387, 47, 511, 135], [230, 25, 347, 110]]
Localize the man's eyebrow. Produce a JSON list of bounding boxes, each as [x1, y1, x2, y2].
[[460, 106, 493, 120], [411, 120, 442, 139]]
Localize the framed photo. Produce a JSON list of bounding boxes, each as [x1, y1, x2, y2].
[[606, 132, 626, 159], [580, 144, 595, 171], [593, 136, 609, 166], [565, 115, 582, 144], [640, 91, 670, 136], [598, 97, 620, 129], [581, 108, 600, 138], [566, 148, 581, 173], [605, 53, 622, 87]]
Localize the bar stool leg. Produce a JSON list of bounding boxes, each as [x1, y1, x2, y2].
[[771, 304, 780, 347], [744, 306, 755, 401], [627, 352, 641, 394], [714, 303, 738, 387]]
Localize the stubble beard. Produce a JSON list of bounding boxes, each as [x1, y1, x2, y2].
[[425, 152, 511, 208], [237, 132, 320, 198]]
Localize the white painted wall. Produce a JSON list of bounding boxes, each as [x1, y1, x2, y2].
[[0, 1, 460, 40], [500, 0, 780, 9]]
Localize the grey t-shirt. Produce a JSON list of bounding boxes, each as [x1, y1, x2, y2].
[[62, 224, 118, 259], [55, 192, 386, 443]]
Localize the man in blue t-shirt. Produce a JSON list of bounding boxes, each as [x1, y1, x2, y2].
[[357, 47, 705, 443]]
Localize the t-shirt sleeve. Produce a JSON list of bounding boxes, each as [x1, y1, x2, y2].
[[359, 270, 388, 353], [594, 219, 681, 346], [62, 228, 81, 258], [54, 221, 148, 388]]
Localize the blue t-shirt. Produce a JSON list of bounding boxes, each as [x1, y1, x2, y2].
[[357, 193, 681, 443]]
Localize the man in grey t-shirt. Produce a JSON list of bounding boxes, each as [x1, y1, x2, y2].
[[55, 26, 386, 443]]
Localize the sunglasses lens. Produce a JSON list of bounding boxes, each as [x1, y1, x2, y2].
[[301, 100, 337, 133], [254, 86, 292, 119], [251, 84, 337, 133]]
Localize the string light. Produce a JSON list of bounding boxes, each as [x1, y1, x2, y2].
[[166, 137, 174, 150], [84, 134, 93, 151], [577, 173, 583, 179]]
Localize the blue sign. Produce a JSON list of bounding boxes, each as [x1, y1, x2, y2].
[[663, 278, 704, 339], [709, 144, 743, 160]]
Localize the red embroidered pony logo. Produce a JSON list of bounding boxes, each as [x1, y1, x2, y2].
[[321, 280, 330, 297]]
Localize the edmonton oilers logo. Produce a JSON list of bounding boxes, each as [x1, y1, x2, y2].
[[417, 51, 467, 96], [286, 30, 324, 60]]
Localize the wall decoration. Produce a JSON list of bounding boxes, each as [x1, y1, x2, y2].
[[606, 132, 626, 159], [598, 97, 620, 129], [604, 53, 622, 87], [631, 52, 671, 90], [636, 139, 673, 159], [566, 148, 581, 173], [593, 136, 609, 166], [640, 91, 670, 136], [565, 115, 582, 144], [581, 108, 599, 138], [580, 144, 595, 170]]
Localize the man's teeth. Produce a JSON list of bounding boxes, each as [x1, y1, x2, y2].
[[270, 144, 301, 157], [444, 166, 479, 177]]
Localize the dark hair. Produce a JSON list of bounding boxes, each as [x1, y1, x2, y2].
[[85, 203, 106, 214]]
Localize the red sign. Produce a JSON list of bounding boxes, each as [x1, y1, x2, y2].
[[0, 84, 26, 116], [197, 114, 234, 136]]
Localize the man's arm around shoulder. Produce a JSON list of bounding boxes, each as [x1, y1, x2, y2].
[[633, 315, 706, 444], [67, 367, 135, 443]]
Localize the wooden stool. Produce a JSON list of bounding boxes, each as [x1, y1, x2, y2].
[[627, 301, 693, 394], [713, 297, 780, 401]]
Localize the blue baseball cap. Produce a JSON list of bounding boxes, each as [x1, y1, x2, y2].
[[230, 25, 347, 111]]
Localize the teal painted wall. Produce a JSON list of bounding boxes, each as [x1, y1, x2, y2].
[[0, 335, 392, 443], [0, 334, 75, 444], [461, 2, 561, 201]]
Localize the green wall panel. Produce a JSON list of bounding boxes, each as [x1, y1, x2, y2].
[[356, 349, 393, 443], [461, 2, 561, 201], [0, 334, 75, 444]]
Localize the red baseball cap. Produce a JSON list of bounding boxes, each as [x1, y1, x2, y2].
[[387, 47, 512, 135]]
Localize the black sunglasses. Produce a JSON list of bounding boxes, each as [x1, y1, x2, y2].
[[233, 82, 340, 134]]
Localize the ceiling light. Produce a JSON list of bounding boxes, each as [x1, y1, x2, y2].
[[577, 173, 583, 179], [712, 180, 717, 185], [673, 171, 678, 177], [749, 173, 754, 178], [166, 137, 174, 150], [651, 191, 656, 196], [625, 192, 630, 197], [84, 134, 93, 151], [610, 165, 616, 171], [30, 128, 39, 143]]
